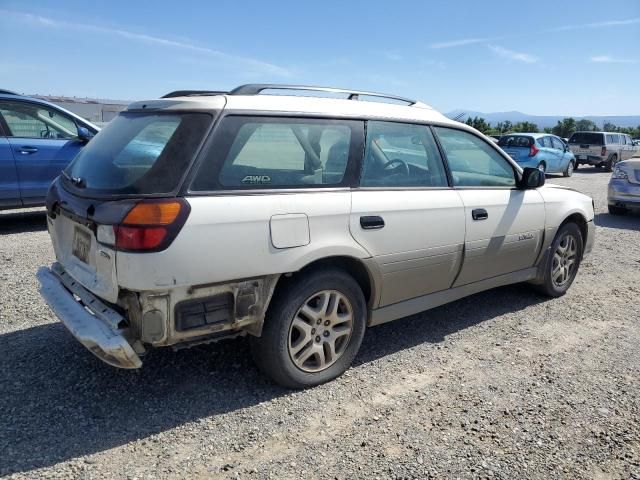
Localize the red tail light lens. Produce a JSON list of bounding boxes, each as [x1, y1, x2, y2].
[[601, 146, 607, 156], [529, 143, 539, 157], [115, 226, 168, 251], [110, 199, 190, 252]]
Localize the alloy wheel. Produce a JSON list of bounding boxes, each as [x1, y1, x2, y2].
[[552, 234, 578, 287], [288, 290, 354, 373]]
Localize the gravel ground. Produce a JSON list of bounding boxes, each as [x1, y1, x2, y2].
[[1, 170, 639, 479]]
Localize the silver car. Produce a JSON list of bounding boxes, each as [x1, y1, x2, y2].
[[568, 131, 637, 171], [608, 158, 640, 214]]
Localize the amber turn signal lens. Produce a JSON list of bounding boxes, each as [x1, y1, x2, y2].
[[123, 201, 182, 225]]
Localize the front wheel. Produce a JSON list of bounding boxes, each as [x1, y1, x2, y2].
[[536, 223, 583, 298], [251, 269, 367, 388], [563, 160, 574, 177]]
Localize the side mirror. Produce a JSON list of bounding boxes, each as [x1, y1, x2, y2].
[[519, 167, 545, 189], [76, 126, 94, 143]]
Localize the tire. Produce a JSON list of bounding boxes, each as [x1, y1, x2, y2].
[[250, 268, 367, 389], [608, 205, 627, 215], [563, 160, 574, 177], [536, 222, 583, 298], [594, 164, 603, 169], [605, 155, 617, 172]]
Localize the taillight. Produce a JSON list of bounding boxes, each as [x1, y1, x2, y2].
[[529, 143, 539, 157], [115, 226, 168, 251], [601, 146, 606, 156], [98, 199, 190, 252]]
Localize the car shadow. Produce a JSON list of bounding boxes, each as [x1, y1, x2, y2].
[[0, 284, 548, 475], [572, 167, 608, 174], [0, 210, 47, 234], [594, 212, 640, 231]]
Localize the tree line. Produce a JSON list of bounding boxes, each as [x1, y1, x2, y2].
[[464, 116, 640, 139]]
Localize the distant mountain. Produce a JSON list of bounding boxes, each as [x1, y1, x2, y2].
[[445, 110, 640, 129]]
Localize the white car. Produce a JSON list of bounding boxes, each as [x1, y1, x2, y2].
[[37, 84, 595, 388]]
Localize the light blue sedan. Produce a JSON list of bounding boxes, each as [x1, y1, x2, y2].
[[498, 133, 576, 177]]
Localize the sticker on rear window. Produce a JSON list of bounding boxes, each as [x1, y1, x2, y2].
[[241, 175, 271, 184]]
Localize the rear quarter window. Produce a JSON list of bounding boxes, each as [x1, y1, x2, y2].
[[191, 116, 362, 190]]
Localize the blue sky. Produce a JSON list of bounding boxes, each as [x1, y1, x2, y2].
[[0, 0, 638, 115]]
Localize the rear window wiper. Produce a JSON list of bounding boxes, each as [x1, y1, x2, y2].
[[62, 170, 86, 188]]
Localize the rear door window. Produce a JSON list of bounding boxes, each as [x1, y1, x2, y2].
[[64, 112, 212, 194], [361, 121, 448, 187], [191, 116, 362, 190], [551, 137, 565, 150]]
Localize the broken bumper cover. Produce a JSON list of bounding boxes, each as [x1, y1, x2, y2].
[[37, 263, 142, 369]]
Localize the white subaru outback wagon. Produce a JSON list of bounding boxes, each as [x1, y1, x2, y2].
[[38, 84, 595, 388]]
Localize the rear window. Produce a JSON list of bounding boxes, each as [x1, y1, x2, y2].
[[498, 135, 533, 148], [568, 132, 604, 145], [64, 112, 211, 195]]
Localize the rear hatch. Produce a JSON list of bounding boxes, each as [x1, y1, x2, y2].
[[47, 111, 213, 302], [568, 132, 604, 159], [498, 135, 534, 161]]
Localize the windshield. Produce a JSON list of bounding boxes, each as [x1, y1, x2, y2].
[[498, 135, 533, 148], [64, 112, 211, 195], [568, 132, 604, 145]]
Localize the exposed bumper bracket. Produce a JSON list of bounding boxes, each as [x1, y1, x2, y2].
[[37, 263, 143, 369]]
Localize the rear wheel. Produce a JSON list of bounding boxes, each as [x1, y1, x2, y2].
[[536, 223, 583, 298], [608, 205, 627, 215], [563, 160, 574, 177], [605, 155, 617, 172], [251, 269, 366, 388]]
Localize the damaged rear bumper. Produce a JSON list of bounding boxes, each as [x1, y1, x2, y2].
[[37, 263, 143, 369]]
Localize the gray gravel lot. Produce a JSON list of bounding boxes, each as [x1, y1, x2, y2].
[[1, 170, 639, 479]]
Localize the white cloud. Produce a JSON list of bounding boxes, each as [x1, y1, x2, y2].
[[488, 45, 537, 63], [429, 37, 494, 49], [590, 55, 637, 64], [0, 9, 291, 77], [551, 17, 640, 31]]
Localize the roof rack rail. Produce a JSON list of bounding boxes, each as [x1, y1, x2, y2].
[[0, 89, 18, 95], [161, 90, 227, 99], [228, 84, 418, 106]]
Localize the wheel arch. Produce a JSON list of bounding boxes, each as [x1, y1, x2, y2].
[[277, 255, 378, 307], [255, 255, 379, 337], [559, 212, 588, 249]]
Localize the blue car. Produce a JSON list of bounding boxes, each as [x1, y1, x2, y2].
[[0, 90, 99, 210], [498, 133, 576, 177]]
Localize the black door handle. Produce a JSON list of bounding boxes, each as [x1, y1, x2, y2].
[[472, 208, 488, 221], [18, 146, 38, 155], [360, 215, 385, 230]]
